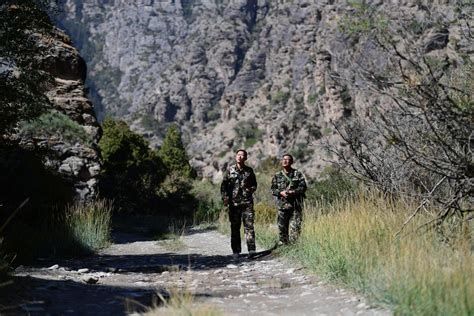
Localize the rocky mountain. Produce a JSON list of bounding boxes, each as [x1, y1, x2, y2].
[[22, 26, 102, 201], [55, 0, 473, 181]]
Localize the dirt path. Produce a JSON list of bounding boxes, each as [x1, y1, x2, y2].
[[3, 228, 390, 315]]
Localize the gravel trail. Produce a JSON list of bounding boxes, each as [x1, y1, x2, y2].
[[3, 228, 390, 315]]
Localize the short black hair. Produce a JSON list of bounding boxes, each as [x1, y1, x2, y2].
[[236, 149, 248, 158], [282, 153, 294, 162]]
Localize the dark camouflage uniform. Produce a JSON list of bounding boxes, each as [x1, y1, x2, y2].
[[221, 164, 257, 254], [271, 168, 307, 244]]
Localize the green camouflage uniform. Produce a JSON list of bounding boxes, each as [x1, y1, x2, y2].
[[221, 164, 257, 254], [271, 168, 307, 244]]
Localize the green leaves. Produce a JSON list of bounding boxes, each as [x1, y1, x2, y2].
[[0, 1, 57, 136], [158, 124, 195, 179], [98, 118, 166, 213], [98, 120, 196, 213]]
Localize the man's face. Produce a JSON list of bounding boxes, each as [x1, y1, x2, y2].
[[235, 151, 247, 164], [281, 156, 293, 168]]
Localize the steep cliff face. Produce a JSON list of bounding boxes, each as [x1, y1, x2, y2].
[[56, 0, 472, 180], [24, 26, 102, 201]]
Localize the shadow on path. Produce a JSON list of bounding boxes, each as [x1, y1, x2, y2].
[[0, 274, 217, 316], [1, 229, 277, 315]]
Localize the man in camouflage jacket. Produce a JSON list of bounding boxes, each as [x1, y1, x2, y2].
[[271, 154, 307, 245], [221, 149, 257, 257]]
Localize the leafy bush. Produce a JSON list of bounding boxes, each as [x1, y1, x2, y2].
[[191, 180, 223, 223], [307, 94, 318, 104], [19, 110, 93, 144], [290, 143, 314, 162], [99, 118, 166, 213], [0, 0, 54, 137], [306, 168, 357, 206], [234, 119, 264, 148], [270, 90, 290, 105], [157, 171, 193, 204]]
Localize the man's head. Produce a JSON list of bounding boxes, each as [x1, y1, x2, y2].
[[235, 149, 248, 165], [281, 154, 293, 169]]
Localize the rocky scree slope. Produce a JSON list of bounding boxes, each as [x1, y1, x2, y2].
[[56, 0, 472, 181]]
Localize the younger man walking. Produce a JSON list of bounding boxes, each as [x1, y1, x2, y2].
[[271, 154, 307, 245]]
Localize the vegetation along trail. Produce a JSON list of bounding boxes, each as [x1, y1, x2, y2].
[[5, 228, 389, 315]]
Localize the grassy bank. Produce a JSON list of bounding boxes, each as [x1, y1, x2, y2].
[[216, 187, 473, 315], [187, 173, 474, 315], [1, 199, 112, 263], [260, 192, 473, 315]]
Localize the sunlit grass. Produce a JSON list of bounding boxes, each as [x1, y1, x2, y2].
[[66, 199, 112, 250], [211, 170, 474, 314], [155, 224, 187, 252], [280, 192, 474, 315], [140, 289, 222, 316]]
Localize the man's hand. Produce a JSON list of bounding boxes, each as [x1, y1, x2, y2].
[[223, 197, 229, 207], [280, 191, 288, 198]]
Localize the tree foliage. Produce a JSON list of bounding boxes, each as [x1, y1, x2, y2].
[[0, 0, 57, 137], [99, 120, 198, 215], [332, 2, 473, 233], [158, 124, 195, 179], [98, 118, 166, 213]]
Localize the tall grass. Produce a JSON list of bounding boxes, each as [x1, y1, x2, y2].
[[66, 199, 112, 251], [140, 289, 222, 316], [191, 180, 223, 224], [282, 192, 474, 315], [209, 167, 473, 314], [1, 199, 112, 263]]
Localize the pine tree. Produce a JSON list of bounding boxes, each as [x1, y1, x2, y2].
[[158, 124, 195, 179]]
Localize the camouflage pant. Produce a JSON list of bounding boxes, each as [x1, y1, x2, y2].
[[277, 205, 302, 244], [229, 204, 256, 254]]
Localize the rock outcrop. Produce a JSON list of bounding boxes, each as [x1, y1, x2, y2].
[[23, 27, 102, 201], [56, 0, 473, 181]]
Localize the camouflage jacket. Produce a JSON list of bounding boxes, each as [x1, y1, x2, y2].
[[271, 168, 307, 209], [221, 164, 257, 206]]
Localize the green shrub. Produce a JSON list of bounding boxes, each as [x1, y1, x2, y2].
[[271, 90, 290, 105], [338, 2, 388, 38], [19, 110, 93, 144], [0, 0, 53, 137], [191, 180, 223, 223], [244, 137, 258, 148], [257, 156, 280, 174], [234, 119, 264, 148], [307, 94, 318, 104], [291, 143, 314, 162], [157, 171, 192, 201], [99, 118, 166, 213], [306, 168, 357, 205]]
